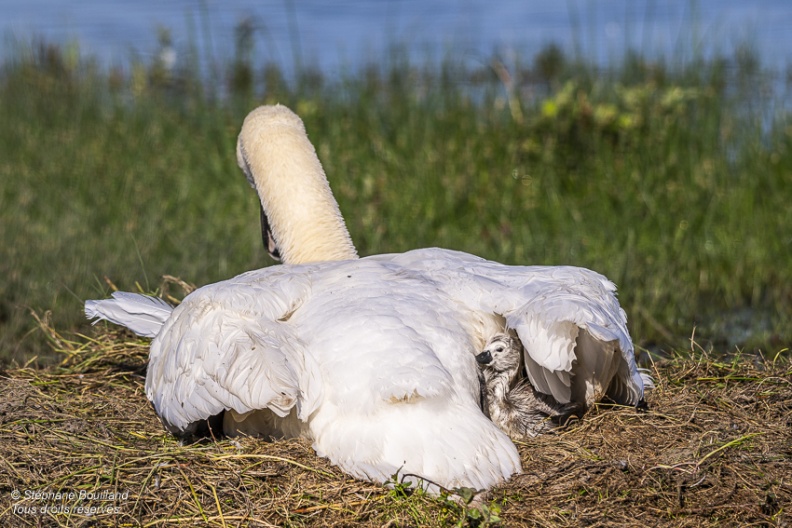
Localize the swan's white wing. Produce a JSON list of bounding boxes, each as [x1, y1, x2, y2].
[[376, 248, 645, 406], [505, 280, 641, 406], [145, 269, 321, 435]]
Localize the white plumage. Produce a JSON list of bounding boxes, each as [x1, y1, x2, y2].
[[85, 291, 171, 338], [85, 104, 650, 492]]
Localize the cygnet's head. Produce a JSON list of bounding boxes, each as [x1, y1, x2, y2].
[[475, 334, 522, 374]]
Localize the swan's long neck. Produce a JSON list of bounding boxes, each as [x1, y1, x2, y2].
[[236, 105, 359, 264]]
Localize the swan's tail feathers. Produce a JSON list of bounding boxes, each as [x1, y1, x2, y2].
[[85, 292, 173, 338]]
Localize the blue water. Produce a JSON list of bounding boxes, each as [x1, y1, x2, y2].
[[2, 1, 791, 75]]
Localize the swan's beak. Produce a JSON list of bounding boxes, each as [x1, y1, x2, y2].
[[475, 350, 492, 365], [260, 205, 281, 262]]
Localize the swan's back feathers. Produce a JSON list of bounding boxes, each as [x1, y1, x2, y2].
[[85, 291, 173, 338], [287, 264, 464, 410]]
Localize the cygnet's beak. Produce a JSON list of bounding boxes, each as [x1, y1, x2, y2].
[[475, 350, 492, 365]]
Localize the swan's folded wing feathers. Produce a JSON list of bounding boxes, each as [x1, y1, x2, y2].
[[523, 342, 574, 402], [146, 286, 311, 434], [505, 288, 642, 405]]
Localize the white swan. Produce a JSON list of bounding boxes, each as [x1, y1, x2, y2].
[[86, 104, 650, 492]]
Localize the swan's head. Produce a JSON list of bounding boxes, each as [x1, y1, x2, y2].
[[236, 104, 359, 265], [476, 334, 522, 374]]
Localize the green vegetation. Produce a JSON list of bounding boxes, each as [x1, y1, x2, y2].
[[1, 36, 790, 363]]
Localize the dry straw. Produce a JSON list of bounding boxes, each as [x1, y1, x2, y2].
[[1, 313, 789, 527]]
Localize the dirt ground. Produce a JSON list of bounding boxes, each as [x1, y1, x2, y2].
[[1, 322, 789, 527]]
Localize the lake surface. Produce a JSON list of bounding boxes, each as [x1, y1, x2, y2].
[[3, 1, 791, 76]]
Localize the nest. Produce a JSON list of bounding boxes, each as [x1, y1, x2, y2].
[[1, 317, 790, 527]]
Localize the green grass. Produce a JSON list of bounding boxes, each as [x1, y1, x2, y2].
[[1, 38, 790, 363]]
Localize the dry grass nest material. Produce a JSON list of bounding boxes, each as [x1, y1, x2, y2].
[[1, 316, 790, 527]]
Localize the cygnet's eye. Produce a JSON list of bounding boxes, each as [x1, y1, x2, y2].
[[495, 346, 504, 353]]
